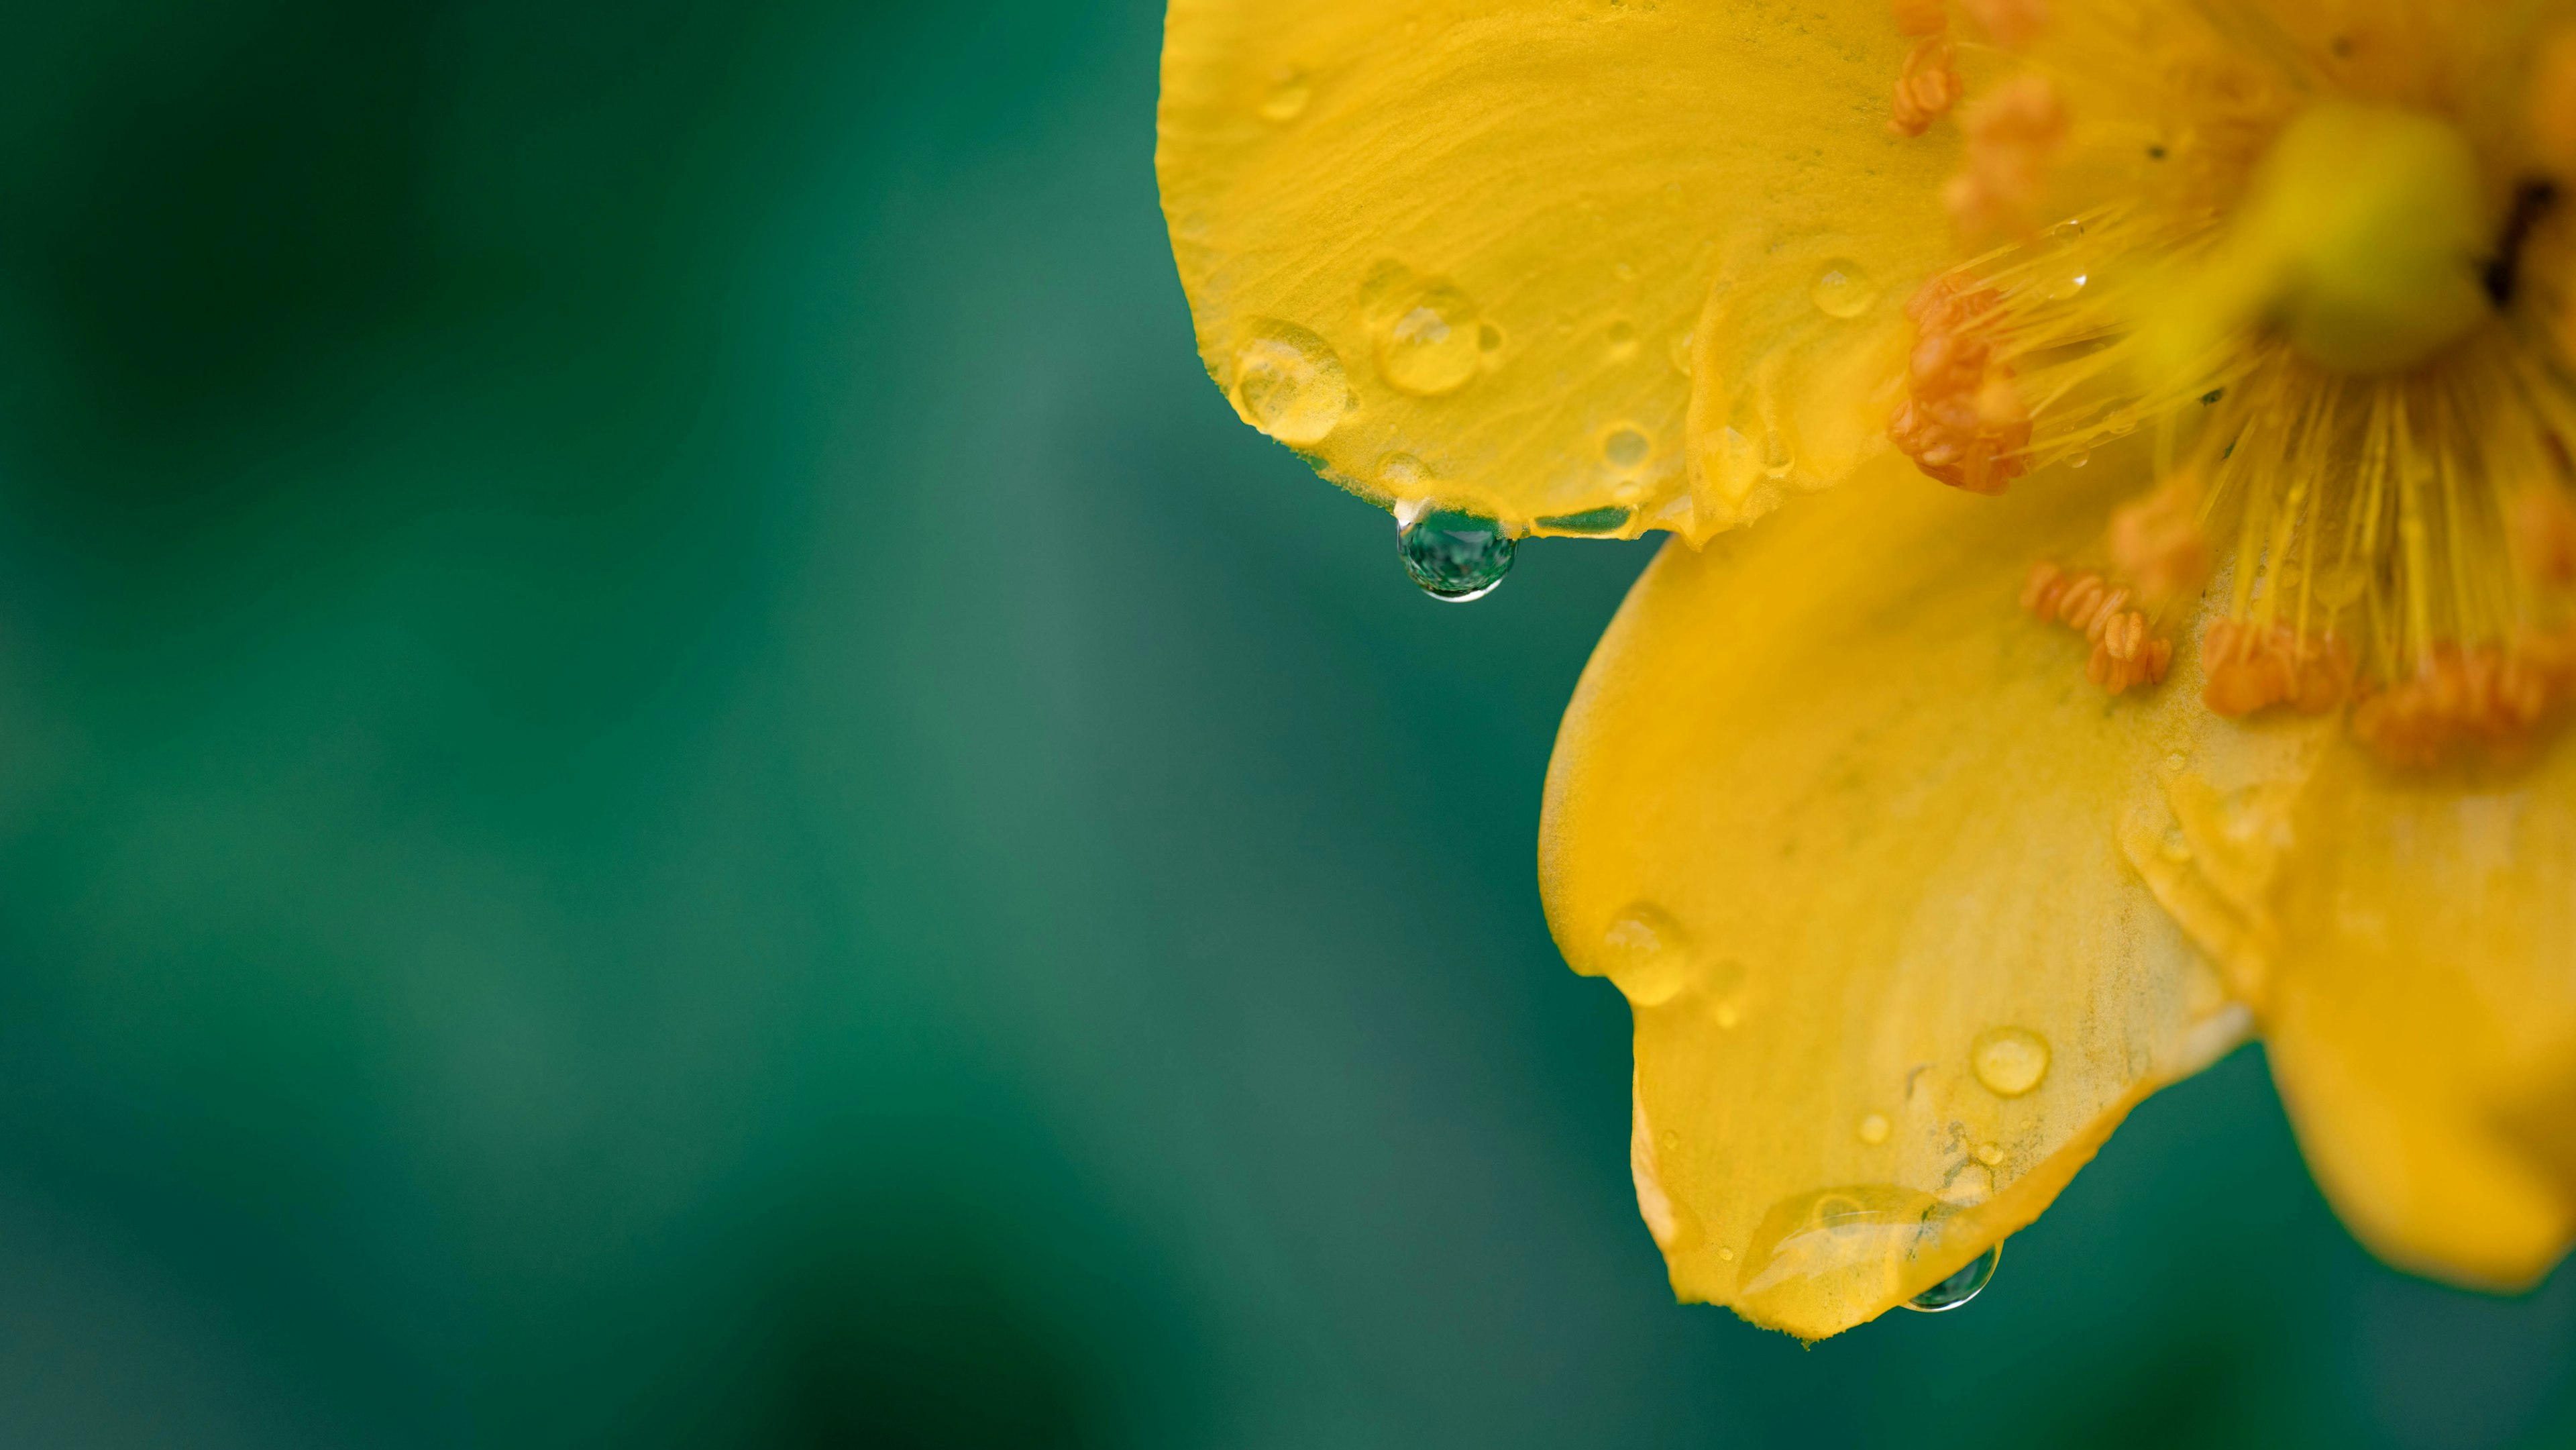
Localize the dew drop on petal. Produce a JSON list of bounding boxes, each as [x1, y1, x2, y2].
[[1232, 322, 1350, 446], [1600, 903, 1693, 1005], [1399, 509, 1515, 603], [1603, 427, 1651, 471], [1374, 284, 1485, 396], [1809, 259, 1880, 319], [1258, 80, 1311, 121], [1972, 1027, 2052, 1097], [2066, 450, 2090, 469], [1902, 1243, 2000, 1313], [1606, 319, 1640, 359], [1856, 1112, 1892, 1146]]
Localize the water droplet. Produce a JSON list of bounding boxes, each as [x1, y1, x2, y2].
[[1538, 505, 1631, 535], [1668, 330, 1695, 375], [1857, 1112, 1892, 1146], [2040, 270, 2090, 303], [1606, 319, 1639, 358], [1717, 1246, 1736, 1262], [1399, 509, 1515, 603], [1740, 1184, 1943, 1327], [1902, 1243, 2000, 1312], [1477, 322, 1505, 353], [1599, 904, 1692, 1005], [1373, 282, 1485, 397], [1974, 1142, 2004, 1167], [1378, 452, 1431, 493], [2066, 450, 2090, 469], [1603, 427, 1651, 470], [2050, 218, 2086, 240], [1972, 1027, 2052, 1098], [1259, 81, 1311, 122], [2159, 827, 2192, 862], [1809, 260, 1880, 319], [2162, 752, 2188, 772], [1232, 322, 1351, 446]]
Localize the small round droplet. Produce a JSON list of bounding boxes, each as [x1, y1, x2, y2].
[[1603, 427, 1651, 470], [1375, 283, 1485, 397], [1903, 1243, 2000, 1313], [1259, 81, 1311, 122], [2066, 450, 2090, 469], [1606, 319, 1639, 358], [1233, 322, 1350, 446], [1378, 453, 1431, 493], [1599, 904, 1692, 1005], [1974, 1142, 2004, 1167], [2163, 752, 2188, 772], [2159, 827, 2192, 862], [1809, 260, 1880, 319], [1477, 322, 1505, 353], [1668, 330, 1695, 375], [1717, 1246, 1736, 1262], [1399, 509, 1515, 603], [1972, 1027, 2052, 1098], [1856, 1112, 1892, 1146]]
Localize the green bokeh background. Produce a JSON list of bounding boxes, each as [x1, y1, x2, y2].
[[0, 1, 2567, 1445]]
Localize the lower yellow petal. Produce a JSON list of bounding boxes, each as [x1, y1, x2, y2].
[[1157, 0, 1955, 540], [2265, 742, 2576, 1290], [1542, 457, 2293, 1339]]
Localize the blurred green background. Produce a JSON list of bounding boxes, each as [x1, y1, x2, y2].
[[0, 1, 2565, 1445]]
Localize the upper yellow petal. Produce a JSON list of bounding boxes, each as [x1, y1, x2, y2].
[[2264, 741, 2576, 1290], [1540, 455, 2301, 1339], [1157, 0, 1957, 541]]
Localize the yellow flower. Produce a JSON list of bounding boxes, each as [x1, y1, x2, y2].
[[1157, 0, 2576, 1339]]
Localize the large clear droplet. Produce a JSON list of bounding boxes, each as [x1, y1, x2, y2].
[[1903, 1242, 2000, 1313], [1399, 509, 1515, 602], [1232, 321, 1350, 446], [1809, 259, 1880, 319]]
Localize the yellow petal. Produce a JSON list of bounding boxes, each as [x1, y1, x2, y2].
[[1541, 456, 2303, 1339], [2264, 741, 2576, 1290], [1157, 0, 1957, 541]]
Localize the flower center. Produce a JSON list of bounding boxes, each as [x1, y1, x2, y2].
[[1878, 2, 2576, 770], [2165, 103, 2493, 378]]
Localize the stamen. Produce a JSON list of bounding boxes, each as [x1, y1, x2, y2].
[[1890, 0, 1947, 38], [1892, 36, 1964, 138], [2108, 471, 2212, 605], [2201, 619, 2355, 716], [1943, 76, 2068, 238], [2021, 562, 2172, 695], [1890, 277, 2031, 494], [1959, 0, 2047, 49], [2351, 637, 2576, 768]]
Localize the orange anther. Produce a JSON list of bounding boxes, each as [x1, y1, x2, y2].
[[1890, 276, 2031, 493], [2108, 473, 2212, 606], [2023, 561, 2167, 695], [2201, 620, 2356, 717], [1942, 75, 2069, 237], [2351, 637, 2576, 768], [1892, 0, 1947, 36], [1892, 36, 1964, 137], [1960, 0, 2048, 48]]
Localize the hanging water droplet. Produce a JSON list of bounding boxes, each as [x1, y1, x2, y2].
[[1903, 1243, 2000, 1312], [1856, 1112, 1892, 1146], [1809, 260, 1880, 319], [1399, 509, 1515, 602], [1374, 282, 1485, 397], [1606, 319, 1640, 359], [1603, 427, 1651, 470], [1233, 322, 1351, 446], [2066, 450, 2090, 469], [1972, 1026, 2052, 1097]]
